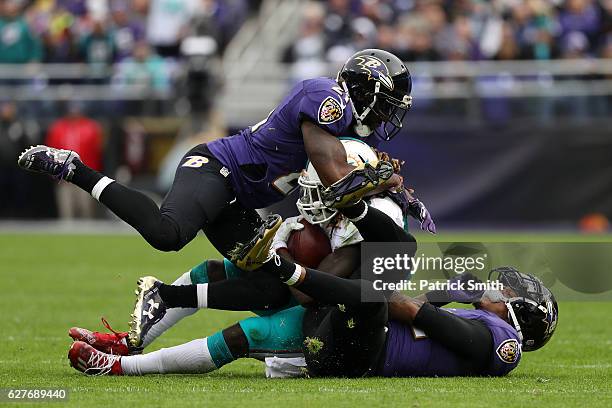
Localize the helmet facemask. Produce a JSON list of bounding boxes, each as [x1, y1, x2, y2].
[[296, 139, 379, 225], [372, 91, 412, 141], [296, 171, 338, 225], [341, 76, 412, 141]]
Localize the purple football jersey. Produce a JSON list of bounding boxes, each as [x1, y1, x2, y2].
[[381, 308, 522, 377], [208, 77, 383, 208]]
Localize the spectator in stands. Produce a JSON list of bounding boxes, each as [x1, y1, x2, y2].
[[496, 21, 521, 60], [324, 0, 356, 48], [282, 1, 327, 82], [110, 1, 145, 61], [435, 14, 477, 60], [0, 0, 42, 63], [189, 0, 248, 53], [40, 6, 80, 63], [559, 0, 602, 43], [513, 1, 558, 60], [80, 17, 115, 78], [0, 101, 40, 217], [394, 14, 441, 61], [115, 41, 169, 92], [45, 101, 103, 219], [146, 0, 196, 58]]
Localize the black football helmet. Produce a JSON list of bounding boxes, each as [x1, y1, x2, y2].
[[337, 49, 412, 141], [488, 266, 559, 352]]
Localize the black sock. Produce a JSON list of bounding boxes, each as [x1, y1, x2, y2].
[[207, 273, 290, 311], [158, 284, 197, 308], [70, 159, 104, 192], [97, 181, 184, 251]]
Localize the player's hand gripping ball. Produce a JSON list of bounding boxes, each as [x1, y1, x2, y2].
[[287, 219, 332, 269]]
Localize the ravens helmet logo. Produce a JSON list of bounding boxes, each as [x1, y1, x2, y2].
[[354, 55, 394, 91]]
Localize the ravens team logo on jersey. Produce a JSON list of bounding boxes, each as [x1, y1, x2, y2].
[[496, 339, 520, 364], [318, 97, 343, 124]]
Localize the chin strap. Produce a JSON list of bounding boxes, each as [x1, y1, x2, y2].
[[505, 301, 524, 343], [342, 81, 380, 138]]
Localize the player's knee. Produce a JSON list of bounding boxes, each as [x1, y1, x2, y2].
[[145, 235, 184, 252], [144, 217, 186, 252], [238, 307, 305, 352], [239, 317, 272, 349]]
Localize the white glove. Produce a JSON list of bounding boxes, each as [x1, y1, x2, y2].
[[264, 356, 307, 378], [271, 216, 304, 253]]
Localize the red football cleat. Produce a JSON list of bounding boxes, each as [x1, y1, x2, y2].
[[69, 317, 138, 356], [68, 341, 123, 376]]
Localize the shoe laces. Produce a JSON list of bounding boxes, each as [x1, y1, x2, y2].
[[101, 317, 126, 338], [36, 149, 74, 180], [84, 348, 121, 376], [100, 317, 129, 355], [54, 150, 75, 181]]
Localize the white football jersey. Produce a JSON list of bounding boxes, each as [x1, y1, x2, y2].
[[323, 197, 404, 251]]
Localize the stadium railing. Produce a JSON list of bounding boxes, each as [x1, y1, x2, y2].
[[0, 58, 610, 122]]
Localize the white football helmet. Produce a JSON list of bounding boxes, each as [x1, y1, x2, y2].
[[297, 139, 379, 224]]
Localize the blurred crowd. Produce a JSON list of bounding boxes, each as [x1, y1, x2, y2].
[[0, 0, 254, 64], [285, 0, 612, 72]]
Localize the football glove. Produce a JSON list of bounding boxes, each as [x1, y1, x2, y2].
[[271, 216, 304, 253], [407, 197, 436, 234]]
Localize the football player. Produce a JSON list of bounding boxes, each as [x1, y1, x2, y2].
[[67, 261, 558, 377], [17, 48, 411, 280], [66, 140, 424, 374]]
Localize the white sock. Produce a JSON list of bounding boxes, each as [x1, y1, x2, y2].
[[121, 338, 217, 375], [197, 284, 208, 308], [91, 176, 114, 201], [141, 271, 198, 348]]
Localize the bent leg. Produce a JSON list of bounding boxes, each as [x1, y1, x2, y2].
[[121, 306, 307, 376], [121, 328, 238, 375], [71, 144, 234, 252], [140, 259, 236, 348], [154, 258, 291, 313]]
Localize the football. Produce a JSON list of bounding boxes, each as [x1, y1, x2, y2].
[[287, 219, 332, 268]]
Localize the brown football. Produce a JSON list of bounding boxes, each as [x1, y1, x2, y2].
[[287, 219, 332, 268]]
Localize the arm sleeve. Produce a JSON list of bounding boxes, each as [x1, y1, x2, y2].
[[413, 303, 493, 367], [348, 205, 415, 243], [298, 89, 352, 136]]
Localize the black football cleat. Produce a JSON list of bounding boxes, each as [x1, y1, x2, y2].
[[229, 214, 282, 271], [128, 276, 167, 349], [17, 145, 80, 181]]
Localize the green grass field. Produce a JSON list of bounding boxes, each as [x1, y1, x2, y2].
[[0, 233, 611, 407]]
